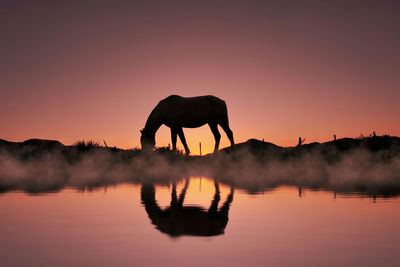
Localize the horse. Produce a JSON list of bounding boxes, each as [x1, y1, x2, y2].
[[140, 95, 234, 154], [141, 179, 234, 237]]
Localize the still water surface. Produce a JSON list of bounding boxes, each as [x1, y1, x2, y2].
[[1, 177, 399, 266]]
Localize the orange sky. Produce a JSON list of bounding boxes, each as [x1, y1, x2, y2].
[[1, 1, 400, 155]]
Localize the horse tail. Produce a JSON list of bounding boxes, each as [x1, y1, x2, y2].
[[218, 99, 234, 147], [221, 100, 230, 126]]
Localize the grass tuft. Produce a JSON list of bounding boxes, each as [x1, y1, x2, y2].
[[73, 140, 101, 151]]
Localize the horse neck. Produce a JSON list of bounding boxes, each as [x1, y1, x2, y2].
[[144, 107, 163, 136], [141, 184, 163, 217]]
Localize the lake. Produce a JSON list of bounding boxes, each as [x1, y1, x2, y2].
[[1, 177, 399, 267]]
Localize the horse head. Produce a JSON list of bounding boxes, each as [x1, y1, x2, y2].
[[140, 128, 155, 150]]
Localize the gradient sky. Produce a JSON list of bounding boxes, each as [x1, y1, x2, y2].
[[1, 0, 399, 154]]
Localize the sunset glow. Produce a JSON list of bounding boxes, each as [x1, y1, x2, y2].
[[1, 1, 399, 155], [2, 2, 400, 266]]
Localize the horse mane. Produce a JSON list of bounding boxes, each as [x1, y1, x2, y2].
[[143, 97, 168, 133], [144, 95, 182, 132], [143, 109, 156, 134]]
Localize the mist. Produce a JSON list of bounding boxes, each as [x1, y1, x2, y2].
[[1, 137, 400, 198]]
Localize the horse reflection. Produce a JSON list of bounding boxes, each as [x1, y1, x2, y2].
[[141, 179, 234, 237]]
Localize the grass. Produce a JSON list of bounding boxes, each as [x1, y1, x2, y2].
[[73, 140, 101, 151]]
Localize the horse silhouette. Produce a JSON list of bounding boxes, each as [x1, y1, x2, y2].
[[140, 179, 234, 237], [140, 95, 234, 154]]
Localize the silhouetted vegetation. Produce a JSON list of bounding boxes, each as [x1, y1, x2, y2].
[[73, 139, 101, 151], [1, 134, 400, 198]]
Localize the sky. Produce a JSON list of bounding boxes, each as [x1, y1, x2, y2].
[[1, 0, 399, 155]]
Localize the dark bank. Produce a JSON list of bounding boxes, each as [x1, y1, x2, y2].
[[1, 134, 400, 198]]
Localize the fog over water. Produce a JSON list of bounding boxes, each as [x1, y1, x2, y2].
[[2, 138, 400, 266], [1, 138, 400, 198]]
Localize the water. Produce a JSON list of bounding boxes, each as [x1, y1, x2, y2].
[[1, 177, 399, 267]]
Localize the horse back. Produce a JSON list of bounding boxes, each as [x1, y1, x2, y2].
[[159, 95, 228, 127]]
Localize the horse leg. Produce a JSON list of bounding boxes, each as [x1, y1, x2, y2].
[[177, 127, 191, 155], [219, 121, 234, 148], [209, 122, 221, 153], [219, 185, 234, 215], [208, 181, 220, 214], [177, 178, 189, 207], [170, 127, 177, 151], [170, 182, 177, 207]]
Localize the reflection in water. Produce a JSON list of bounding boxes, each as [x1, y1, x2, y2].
[[1, 146, 400, 199], [1, 180, 400, 266], [141, 179, 234, 237]]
